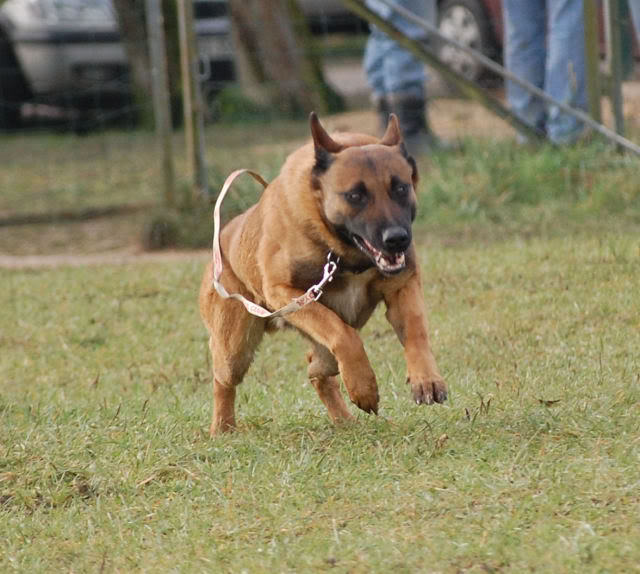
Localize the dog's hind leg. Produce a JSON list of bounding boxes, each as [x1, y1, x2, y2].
[[212, 377, 237, 435], [201, 266, 265, 435], [306, 344, 354, 423], [208, 308, 264, 435]]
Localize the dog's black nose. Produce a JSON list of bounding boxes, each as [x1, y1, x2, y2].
[[382, 226, 411, 252]]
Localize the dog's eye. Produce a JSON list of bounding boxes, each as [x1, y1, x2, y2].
[[393, 183, 409, 197], [390, 176, 411, 200], [343, 184, 368, 207]]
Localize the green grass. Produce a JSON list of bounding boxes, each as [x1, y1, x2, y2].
[[0, 122, 307, 219], [419, 138, 640, 226], [2, 119, 640, 224], [2, 226, 639, 572]]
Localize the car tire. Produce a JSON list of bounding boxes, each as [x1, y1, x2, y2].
[[0, 30, 30, 130], [438, 0, 499, 82]]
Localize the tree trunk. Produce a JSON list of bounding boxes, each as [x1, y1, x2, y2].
[[229, 0, 343, 116], [112, 0, 153, 126]]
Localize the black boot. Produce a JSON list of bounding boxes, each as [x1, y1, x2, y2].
[[388, 92, 446, 155]]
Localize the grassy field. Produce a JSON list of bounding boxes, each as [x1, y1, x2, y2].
[[2, 229, 640, 571], [0, 121, 307, 219], [1, 121, 640, 572]]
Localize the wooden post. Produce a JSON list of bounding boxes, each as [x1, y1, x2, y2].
[[583, 0, 601, 123], [177, 0, 208, 198], [604, 0, 625, 141], [145, 0, 175, 207]]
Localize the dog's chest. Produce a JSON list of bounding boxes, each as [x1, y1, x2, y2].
[[321, 269, 380, 328]]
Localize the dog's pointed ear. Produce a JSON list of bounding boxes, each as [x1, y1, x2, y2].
[[380, 113, 417, 184], [379, 113, 402, 146], [310, 112, 343, 187], [310, 112, 343, 154]]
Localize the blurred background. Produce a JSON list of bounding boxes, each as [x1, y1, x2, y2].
[[1, 0, 639, 260]]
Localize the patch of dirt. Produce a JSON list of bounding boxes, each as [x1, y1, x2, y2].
[[0, 248, 209, 269], [0, 211, 149, 256], [325, 99, 515, 141]]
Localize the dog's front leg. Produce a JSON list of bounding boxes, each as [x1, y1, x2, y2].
[[384, 273, 448, 405], [266, 285, 379, 414]]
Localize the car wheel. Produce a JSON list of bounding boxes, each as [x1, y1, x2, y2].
[[0, 30, 30, 130], [438, 0, 498, 82]]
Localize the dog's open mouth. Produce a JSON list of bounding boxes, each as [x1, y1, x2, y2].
[[352, 235, 406, 274]]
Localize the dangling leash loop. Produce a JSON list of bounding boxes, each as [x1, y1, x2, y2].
[[211, 169, 339, 319]]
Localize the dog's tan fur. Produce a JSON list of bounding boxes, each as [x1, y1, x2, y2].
[[199, 113, 446, 435]]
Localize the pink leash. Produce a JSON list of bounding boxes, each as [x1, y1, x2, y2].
[[211, 169, 339, 318]]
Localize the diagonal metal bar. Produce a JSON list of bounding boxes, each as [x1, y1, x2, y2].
[[345, 0, 640, 155], [342, 0, 543, 141]]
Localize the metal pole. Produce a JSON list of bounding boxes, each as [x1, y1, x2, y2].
[[352, 0, 640, 155], [177, 0, 208, 198], [145, 0, 175, 207], [604, 0, 625, 143], [583, 0, 602, 124]]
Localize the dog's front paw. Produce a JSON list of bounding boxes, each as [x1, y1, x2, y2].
[[409, 375, 448, 405], [342, 366, 379, 414], [350, 385, 380, 414]]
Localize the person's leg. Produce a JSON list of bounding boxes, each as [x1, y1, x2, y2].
[[381, 37, 425, 99], [364, 25, 388, 100], [365, 0, 447, 152], [503, 0, 547, 133], [366, 36, 426, 143], [381, 0, 433, 94], [546, 0, 587, 143], [364, 21, 396, 133], [372, 0, 445, 152]]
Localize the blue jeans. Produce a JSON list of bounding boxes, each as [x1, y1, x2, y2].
[[363, 0, 436, 100], [504, 0, 587, 143]]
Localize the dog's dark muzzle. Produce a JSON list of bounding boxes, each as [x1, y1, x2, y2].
[[382, 226, 411, 253]]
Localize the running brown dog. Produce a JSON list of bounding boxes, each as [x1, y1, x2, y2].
[[199, 112, 447, 435]]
